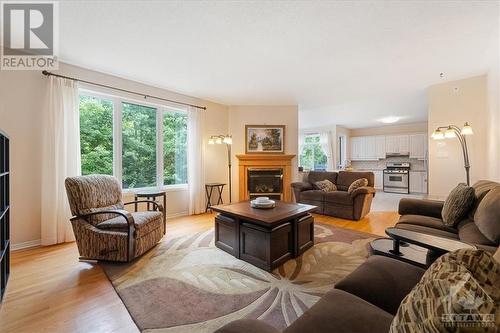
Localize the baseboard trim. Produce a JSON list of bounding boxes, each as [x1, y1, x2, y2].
[[167, 211, 189, 219], [11, 239, 42, 251]]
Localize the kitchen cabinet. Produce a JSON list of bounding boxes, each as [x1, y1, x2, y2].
[[409, 133, 427, 159], [373, 170, 383, 189], [351, 136, 377, 160], [385, 135, 409, 155], [376, 136, 385, 159], [410, 171, 427, 193]]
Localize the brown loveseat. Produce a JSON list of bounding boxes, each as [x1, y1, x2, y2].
[[215, 249, 499, 333], [396, 180, 500, 252], [291, 171, 375, 220]]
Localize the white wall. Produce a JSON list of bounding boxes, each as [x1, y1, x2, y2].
[[428, 75, 489, 196], [0, 63, 229, 247], [228, 106, 299, 200]]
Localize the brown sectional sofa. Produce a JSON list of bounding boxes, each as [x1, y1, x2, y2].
[[291, 171, 375, 220], [215, 248, 499, 333], [396, 180, 500, 252]]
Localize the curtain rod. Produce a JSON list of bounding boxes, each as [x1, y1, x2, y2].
[[41, 70, 207, 110]]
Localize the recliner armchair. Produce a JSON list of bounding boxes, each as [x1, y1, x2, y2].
[[65, 174, 165, 262]]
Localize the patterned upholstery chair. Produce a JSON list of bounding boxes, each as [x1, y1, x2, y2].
[[65, 175, 165, 262]]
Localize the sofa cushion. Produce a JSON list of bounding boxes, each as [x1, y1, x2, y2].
[[335, 255, 425, 315], [284, 289, 393, 333], [457, 219, 496, 247], [474, 187, 500, 244], [470, 180, 500, 217], [307, 171, 338, 185], [398, 214, 458, 233], [300, 190, 325, 202], [337, 171, 374, 191], [323, 191, 353, 205], [390, 249, 499, 333], [313, 179, 337, 192], [441, 183, 475, 227]]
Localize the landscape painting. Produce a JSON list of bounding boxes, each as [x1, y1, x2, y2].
[[245, 125, 285, 154]]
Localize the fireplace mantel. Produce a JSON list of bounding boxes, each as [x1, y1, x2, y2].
[[236, 154, 296, 202]]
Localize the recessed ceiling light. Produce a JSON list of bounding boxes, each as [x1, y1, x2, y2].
[[379, 116, 400, 124]]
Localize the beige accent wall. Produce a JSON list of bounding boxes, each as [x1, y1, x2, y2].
[[228, 106, 299, 201], [349, 122, 428, 137], [428, 75, 489, 196], [0, 63, 229, 246]]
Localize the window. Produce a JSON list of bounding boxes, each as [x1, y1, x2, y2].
[[163, 112, 188, 185], [122, 102, 157, 189], [79, 95, 113, 175], [299, 134, 327, 171], [79, 91, 188, 189]]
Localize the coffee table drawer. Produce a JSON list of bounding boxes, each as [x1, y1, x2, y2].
[[296, 214, 314, 256], [215, 214, 238, 256], [240, 222, 293, 272]]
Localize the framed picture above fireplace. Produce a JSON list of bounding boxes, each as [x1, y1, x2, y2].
[[245, 125, 285, 154]]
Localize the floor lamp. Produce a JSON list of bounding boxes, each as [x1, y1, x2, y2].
[[208, 135, 233, 202], [431, 122, 473, 185]]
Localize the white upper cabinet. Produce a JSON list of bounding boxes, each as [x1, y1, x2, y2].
[[409, 133, 427, 159], [350, 136, 377, 160], [351, 133, 425, 160], [385, 135, 409, 154]]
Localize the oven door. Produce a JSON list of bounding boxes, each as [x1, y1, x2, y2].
[[383, 171, 409, 193]]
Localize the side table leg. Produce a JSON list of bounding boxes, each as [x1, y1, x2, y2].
[[134, 195, 138, 212], [389, 239, 402, 255]]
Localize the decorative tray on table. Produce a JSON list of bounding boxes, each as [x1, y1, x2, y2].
[[250, 197, 276, 209]]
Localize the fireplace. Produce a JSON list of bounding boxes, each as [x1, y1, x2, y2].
[[236, 154, 295, 202], [247, 168, 283, 200]]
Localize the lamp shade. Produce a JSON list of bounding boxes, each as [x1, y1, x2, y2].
[[444, 127, 456, 138], [461, 122, 473, 135], [223, 135, 232, 145], [208, 138, 215, 145], [215, 137, 223, 144], [431, 129, 444, 140]]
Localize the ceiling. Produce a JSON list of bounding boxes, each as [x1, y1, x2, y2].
[[58, 1, 499, 129]]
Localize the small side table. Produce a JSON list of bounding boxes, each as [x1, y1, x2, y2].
[[134, 189, 167, 234], [205, 183, 225, 212]]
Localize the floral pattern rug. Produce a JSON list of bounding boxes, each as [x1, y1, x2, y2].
[[101, 223, 375, 333]]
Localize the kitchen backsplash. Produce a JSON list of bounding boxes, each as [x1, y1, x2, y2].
[[351, 157, 426, 171]]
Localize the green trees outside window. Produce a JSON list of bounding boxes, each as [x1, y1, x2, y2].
[[122, 102, 157, 189], [163, 112, 188, 185], [79, 93, 188, 189], [79, 96, 113, 175], [299, 135, 327, 171]]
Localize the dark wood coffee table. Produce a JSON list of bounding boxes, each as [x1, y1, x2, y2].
[[211, 201, 317, 271], [371, 227, 476, 268]]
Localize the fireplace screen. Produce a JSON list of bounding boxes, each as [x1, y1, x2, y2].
[[247, 168, 283, 200]]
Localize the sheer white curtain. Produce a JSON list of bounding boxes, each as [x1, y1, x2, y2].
[[319, 131, 334, 170], [187, 106, 206, 214], [41, 76, 80, 245]]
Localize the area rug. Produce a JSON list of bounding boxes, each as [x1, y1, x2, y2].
[[101, 223, 376, 333]]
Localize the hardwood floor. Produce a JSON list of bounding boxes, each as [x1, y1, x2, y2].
[[0, 211, 399, 333]]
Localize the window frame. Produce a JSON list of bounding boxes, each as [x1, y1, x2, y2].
[[78, 87, 188, 192]]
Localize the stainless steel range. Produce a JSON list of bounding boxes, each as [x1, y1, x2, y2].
[[383, 162, 410, 194]]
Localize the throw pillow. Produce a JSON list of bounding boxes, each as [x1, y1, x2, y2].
[[314, 179, 337, 192], [389, 249, 499, 333], [442, 183, 475, 227], [474, 186, 500, 244], [347, 178, 368, 194]]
